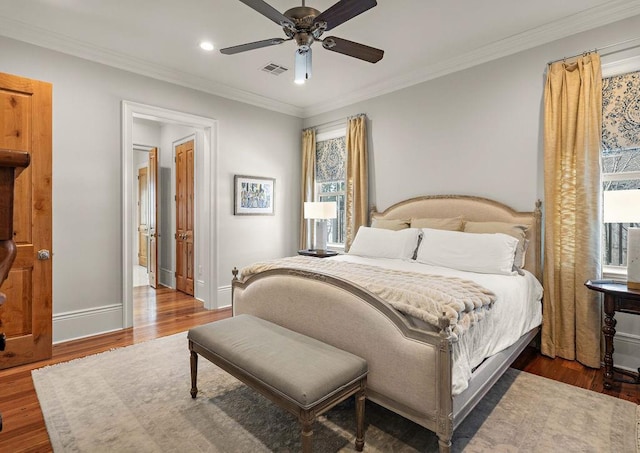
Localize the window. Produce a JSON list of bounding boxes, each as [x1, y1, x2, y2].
[[602, 150, 640, 267], [601, 69, 640, 273], [315, 128, 347, 248]]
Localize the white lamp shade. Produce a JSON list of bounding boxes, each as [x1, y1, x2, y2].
[[603, 190, 640, 223], [304, 201, 337, 219]]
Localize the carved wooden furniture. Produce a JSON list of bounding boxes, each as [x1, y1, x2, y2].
[[233, 195, 542, 453], [188, 314, 368, 453], [584, 280, 640, 389], [0, 148, 30, 431]]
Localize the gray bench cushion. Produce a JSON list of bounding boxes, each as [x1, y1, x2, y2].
[[188, 314, 368, 409]]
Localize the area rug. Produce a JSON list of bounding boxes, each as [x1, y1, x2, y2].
[[32, 332, 639, 452]]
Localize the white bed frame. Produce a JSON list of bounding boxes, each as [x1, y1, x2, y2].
[[232, 195, 542, 452]]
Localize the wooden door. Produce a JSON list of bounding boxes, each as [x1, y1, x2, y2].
[[148, 148, 158, 289], [175, 140, 194, 296], [0, 72, 52, 369], [137, 166, 148, 267]]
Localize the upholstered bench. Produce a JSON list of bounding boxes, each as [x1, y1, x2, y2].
[[188, 314, 368, 452]]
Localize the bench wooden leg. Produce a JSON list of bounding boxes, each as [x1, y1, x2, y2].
[[300, 411, 314, 453], [355, 379, 366, 452], [190, 345, 198, 399]]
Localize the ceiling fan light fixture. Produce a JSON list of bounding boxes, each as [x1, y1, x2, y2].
[[294, 47, 312, 84], [199, 41, 215, 51]]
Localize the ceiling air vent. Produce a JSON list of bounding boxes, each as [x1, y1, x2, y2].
[[261, 62, 288, 76]]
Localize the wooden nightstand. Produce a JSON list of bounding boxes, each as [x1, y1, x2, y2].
[[584, 279, 640, 389], [297, 249, 339, 258]]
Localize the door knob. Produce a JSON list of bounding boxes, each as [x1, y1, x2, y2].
[[37, 249, 51, 260]]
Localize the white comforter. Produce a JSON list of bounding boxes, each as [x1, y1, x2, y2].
[[331, 254, 543, 395]]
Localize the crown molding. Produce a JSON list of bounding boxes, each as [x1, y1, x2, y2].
[[602, 54, 640, 76], [302, 1, 640, 117], [0, 16, 304, 117], [1, 1, 639, 120]]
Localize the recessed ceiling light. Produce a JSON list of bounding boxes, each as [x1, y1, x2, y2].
[[294, 79, 305, 85], [199, 41, 214, 51]]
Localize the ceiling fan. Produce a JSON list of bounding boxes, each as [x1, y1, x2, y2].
[[220, 0, 384, 84]]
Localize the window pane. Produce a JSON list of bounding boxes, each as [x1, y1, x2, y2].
[[602, 222, 640, 266], [601, 69, 640, 270], [602, 149, 640, 265], [319, 193, 345, 245]]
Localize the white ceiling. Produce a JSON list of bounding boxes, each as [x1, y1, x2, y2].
[[1, 0, 639, 117]]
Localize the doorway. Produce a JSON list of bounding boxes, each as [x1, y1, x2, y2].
[[133, 145, 158, 289], [122, 101, 218, 329]]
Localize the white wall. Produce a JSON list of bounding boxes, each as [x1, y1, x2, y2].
[[303, 15, 640, 371], [0, 36, 302, 342], [133, 149, 148, 267], [133, 118, 161, 148], [132, 119, 161, 272]]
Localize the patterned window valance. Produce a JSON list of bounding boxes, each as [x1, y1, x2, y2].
[[602, 70, 640, 152], [316, 136, 346, 183]]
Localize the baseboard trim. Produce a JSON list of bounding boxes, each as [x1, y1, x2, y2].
[[159, 267, 174, 288], [53, 304, 123, 344], [614, 331, 640, 373]]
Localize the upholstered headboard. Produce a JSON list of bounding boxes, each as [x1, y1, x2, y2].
[[370, 195, 542, 281]]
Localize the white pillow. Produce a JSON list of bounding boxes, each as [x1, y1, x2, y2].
[[415, 228, 519, 275], [348, 227, 421, 260]]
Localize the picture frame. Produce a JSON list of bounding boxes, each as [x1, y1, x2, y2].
[[234, 175, 275, 215]]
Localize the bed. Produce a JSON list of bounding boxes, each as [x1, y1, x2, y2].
[[232, 195, 543, 452]]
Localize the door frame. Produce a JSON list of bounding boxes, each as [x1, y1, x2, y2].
[[122, 101, 218, 329]]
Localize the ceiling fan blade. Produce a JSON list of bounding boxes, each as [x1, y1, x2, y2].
[[322, 36, 383, 63], [220, 38, 287, 55], [237, 0, 294, 28], [314, 0, 377, 32]]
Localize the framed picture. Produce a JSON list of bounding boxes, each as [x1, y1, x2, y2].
[[234, 175, 275, 215]]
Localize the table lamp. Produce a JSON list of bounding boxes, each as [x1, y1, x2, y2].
[[604, 189, 640, 289], [304, 201, 337, 253]]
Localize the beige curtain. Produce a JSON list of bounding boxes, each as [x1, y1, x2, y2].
[[345, 115, 369, 251], [541, 53, 603, 368], [299, 129, 316, 250]]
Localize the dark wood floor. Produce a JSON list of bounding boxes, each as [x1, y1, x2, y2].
[[0, 286, 637, 452], [0, 286, 231, 453], [512, 344, 639, 404]]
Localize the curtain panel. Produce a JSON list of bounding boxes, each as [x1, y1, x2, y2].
[[541, 53, 603, 368], [300, 129, 316, 250], [345, 115, 369, 251]]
